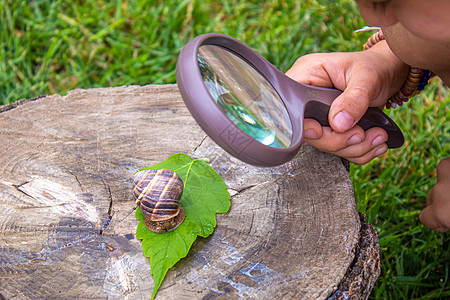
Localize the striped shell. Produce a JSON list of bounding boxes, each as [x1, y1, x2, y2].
[[133, 169, 185, 233]]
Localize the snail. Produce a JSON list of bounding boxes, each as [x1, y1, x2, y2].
[[133, 169, 185, 233]]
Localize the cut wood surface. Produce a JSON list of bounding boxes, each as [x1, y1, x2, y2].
[[0, 85, 379, 299]]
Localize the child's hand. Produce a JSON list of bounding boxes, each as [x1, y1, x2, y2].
[[420, 158, 450, 232], [286, 41, 408, 164]]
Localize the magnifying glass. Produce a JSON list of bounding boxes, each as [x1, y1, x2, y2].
[[176, 33, 404, 167]]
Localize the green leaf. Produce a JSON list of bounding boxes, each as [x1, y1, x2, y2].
[[135, 153, 231, 299]]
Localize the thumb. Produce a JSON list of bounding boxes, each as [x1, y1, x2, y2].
[[329, 78, 379, 133]]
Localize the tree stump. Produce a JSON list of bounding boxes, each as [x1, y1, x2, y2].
[[0, 85, 380, 299]]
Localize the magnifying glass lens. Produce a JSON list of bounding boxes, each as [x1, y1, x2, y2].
[[198, 45, 292, 148]]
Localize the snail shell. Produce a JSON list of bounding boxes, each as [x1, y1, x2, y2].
[[133, 169, 185, 233]]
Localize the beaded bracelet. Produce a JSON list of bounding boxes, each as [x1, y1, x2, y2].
[[363, 30, 431, 109]]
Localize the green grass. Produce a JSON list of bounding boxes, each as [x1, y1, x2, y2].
[[1, 0, 449, 298]]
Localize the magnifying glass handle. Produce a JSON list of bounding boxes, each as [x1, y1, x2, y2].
[[303, 88, 404, 148]]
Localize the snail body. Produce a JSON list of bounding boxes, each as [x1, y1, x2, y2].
[[133, 169, 185, 233]]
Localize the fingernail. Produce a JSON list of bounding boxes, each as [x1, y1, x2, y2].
[[305, 129, 318, 139], [348, 134, 363, 146], [333, 111, 355, 132], [372, 136, 386, 147], [374, 146, 387, 157]]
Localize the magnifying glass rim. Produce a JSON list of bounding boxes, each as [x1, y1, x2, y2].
[[176, 33, 303, 166]]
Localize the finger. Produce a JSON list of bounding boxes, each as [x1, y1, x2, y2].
[[332, 127, 388, 160], [305, 126, 365, 153], [421, 184, 450, 232], [341, 144, 388, 165], [303, 118, 323, 140], [329, 88, 372, 132], [304, 124, 389, 165], [426, 158, 450, 206], [419, 206, 448, 232], [436, 157, 450, 182], [304, 124, 388, 158], [304, 125, 366, 153], [285, 54, 336, 87]]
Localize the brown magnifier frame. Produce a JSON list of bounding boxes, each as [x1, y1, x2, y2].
[[176, 33, 404, 167]]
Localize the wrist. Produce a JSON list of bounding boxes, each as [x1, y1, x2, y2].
[[363, 31, 431, 109], [367, 40, 409, 83], [360, 40, 409, 104]]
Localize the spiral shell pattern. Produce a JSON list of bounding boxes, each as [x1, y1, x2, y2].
[[133, 169, 184, 222]]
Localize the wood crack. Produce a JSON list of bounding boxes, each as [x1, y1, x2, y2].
[[67, 170, 85, 192], [230, 184, 257, 199], [13, 182, 35, 200], [193, 135, 208, 153], [99, 181, 114, 235], [247, 211, 255, 235]]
